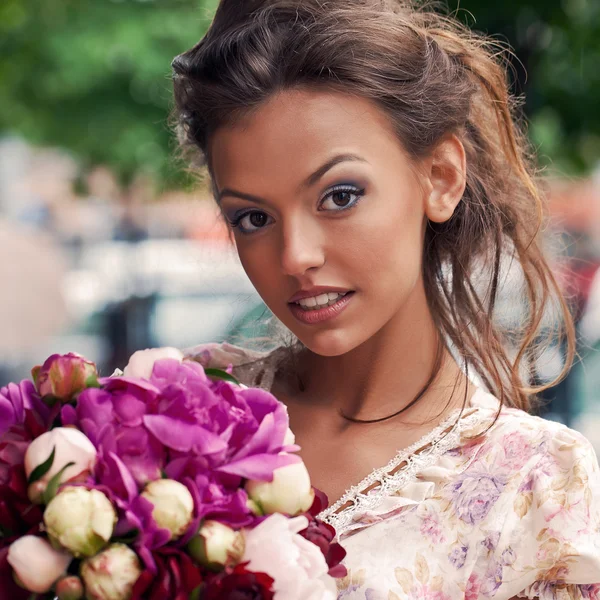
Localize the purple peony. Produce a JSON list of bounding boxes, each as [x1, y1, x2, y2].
[[450, 468, 505, 525], [66, 378, 167, 488], [63, 357, 297, 563], [0, 380, 52, 487], [0, 381, 42, 439], [143, 359, 295, 481]]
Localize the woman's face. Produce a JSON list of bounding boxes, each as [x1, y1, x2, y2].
[[210, 89, 432, 357]]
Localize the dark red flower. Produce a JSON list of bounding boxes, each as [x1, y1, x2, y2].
[[0, 464, 43, 546], [202, 564, 275, 600], [130, 547, 203, 600], [0, 411, 46, 547], [0, 546, 29, 600], [307, 488, 329, 517], [300, 488, 347, 578]]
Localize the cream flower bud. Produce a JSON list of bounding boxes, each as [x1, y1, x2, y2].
[[123, 347, 184, 379], [24, 428, 97, 498], [80, 544, 142, 600], [7, 535, 72, 594], [246, 458, 314, 516], [44, 487, 116, 557], [55, 575, 84, 600], [141, 479, 194, 540], [188, 521, 245, 569]]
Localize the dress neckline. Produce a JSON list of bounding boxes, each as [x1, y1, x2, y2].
[[317, 388, 494, 534], [230, 346, 498, 534]]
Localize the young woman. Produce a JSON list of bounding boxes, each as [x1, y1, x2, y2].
[[172, 0, 600, 597]]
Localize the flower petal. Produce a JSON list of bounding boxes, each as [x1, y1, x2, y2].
[[0, 397, 16, 437], [216, 452, 300, 481], [143, 415, 227, 455]]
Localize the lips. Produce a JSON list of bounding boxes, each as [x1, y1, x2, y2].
[[288, 291, 355, 325], [288, 286, 354, 304]]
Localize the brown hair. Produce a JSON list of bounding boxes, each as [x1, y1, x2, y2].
[[171, 0, 575, 414]]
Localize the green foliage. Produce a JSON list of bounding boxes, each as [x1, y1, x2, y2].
[[448, 0, 600, 174], [0, 0, 597, 186], [27, 446, 55, 485], [42, 461, 75, 505], [0, 0, 218, 188]]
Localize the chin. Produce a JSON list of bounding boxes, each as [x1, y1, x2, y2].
[[294, 327, 362, 357]]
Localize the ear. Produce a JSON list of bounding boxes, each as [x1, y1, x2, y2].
[[423, 134, 466, 224]]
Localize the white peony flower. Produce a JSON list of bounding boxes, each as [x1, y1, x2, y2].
[[243, 514, 337, 600], [123, 347, 184, 379], [246, 459, 314, 516]]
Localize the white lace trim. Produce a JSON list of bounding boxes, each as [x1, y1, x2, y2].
[[317, 407, 489, 534]]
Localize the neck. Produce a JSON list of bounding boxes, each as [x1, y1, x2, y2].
[[293, 279, 470, 424]]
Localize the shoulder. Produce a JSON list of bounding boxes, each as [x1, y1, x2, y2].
[[487, 402, 598, 478], [467, 388, 599, 476], [452, 392, 600, 597], [183, 341, 288, 390], [452, 389, 600, 536]]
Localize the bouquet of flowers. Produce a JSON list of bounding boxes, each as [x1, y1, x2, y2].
[[0, 348, 346, 599]]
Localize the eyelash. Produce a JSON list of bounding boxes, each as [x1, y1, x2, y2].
[[228, 184, 366, 235]]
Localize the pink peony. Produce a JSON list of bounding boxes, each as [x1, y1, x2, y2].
[[24, 428, 97, 498], [32, 353, 98, 402], [243, 514, 337, 600], [7, 535, 72, 593]]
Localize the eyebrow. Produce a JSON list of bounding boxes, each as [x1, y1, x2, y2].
[[217, 153, 368, 205], [302, 153, 368, 188]]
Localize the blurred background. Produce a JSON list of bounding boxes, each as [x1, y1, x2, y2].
[[1, 0, 599, 443]]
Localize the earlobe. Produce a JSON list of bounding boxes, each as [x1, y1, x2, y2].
[[424, 135, 467, 224]]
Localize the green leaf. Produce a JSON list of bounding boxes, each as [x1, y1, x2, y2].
[[42, 461, 76, 505], [204, 368, 240, 386], [27, 447, 56, 485], [189, 585, 204, 600], [0, 524, 14, 539], [85, 374, 101, 388], [30, 366, 41, 387], [42, 395, 60, 407]]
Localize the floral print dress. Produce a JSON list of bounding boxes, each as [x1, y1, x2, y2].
[[186, 342, 600, 600]]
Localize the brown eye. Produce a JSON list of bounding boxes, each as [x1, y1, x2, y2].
[[249, 212, 268, 227], [332, 191, 353, 207], [320, 185, 365, 212], [236, 210, 273, 233]]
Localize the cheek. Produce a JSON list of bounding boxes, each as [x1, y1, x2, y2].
[[236, 240, 280, 298], [343, 189, 425, 292]]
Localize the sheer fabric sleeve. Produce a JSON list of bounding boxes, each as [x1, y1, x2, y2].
[[183, 342, 281, 390], [506, 425, 600, 599]]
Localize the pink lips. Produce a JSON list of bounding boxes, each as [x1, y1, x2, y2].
[[288, 291, 355, 325]]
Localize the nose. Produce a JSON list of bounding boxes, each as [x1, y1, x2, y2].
[[279, 217, 325, 278]]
